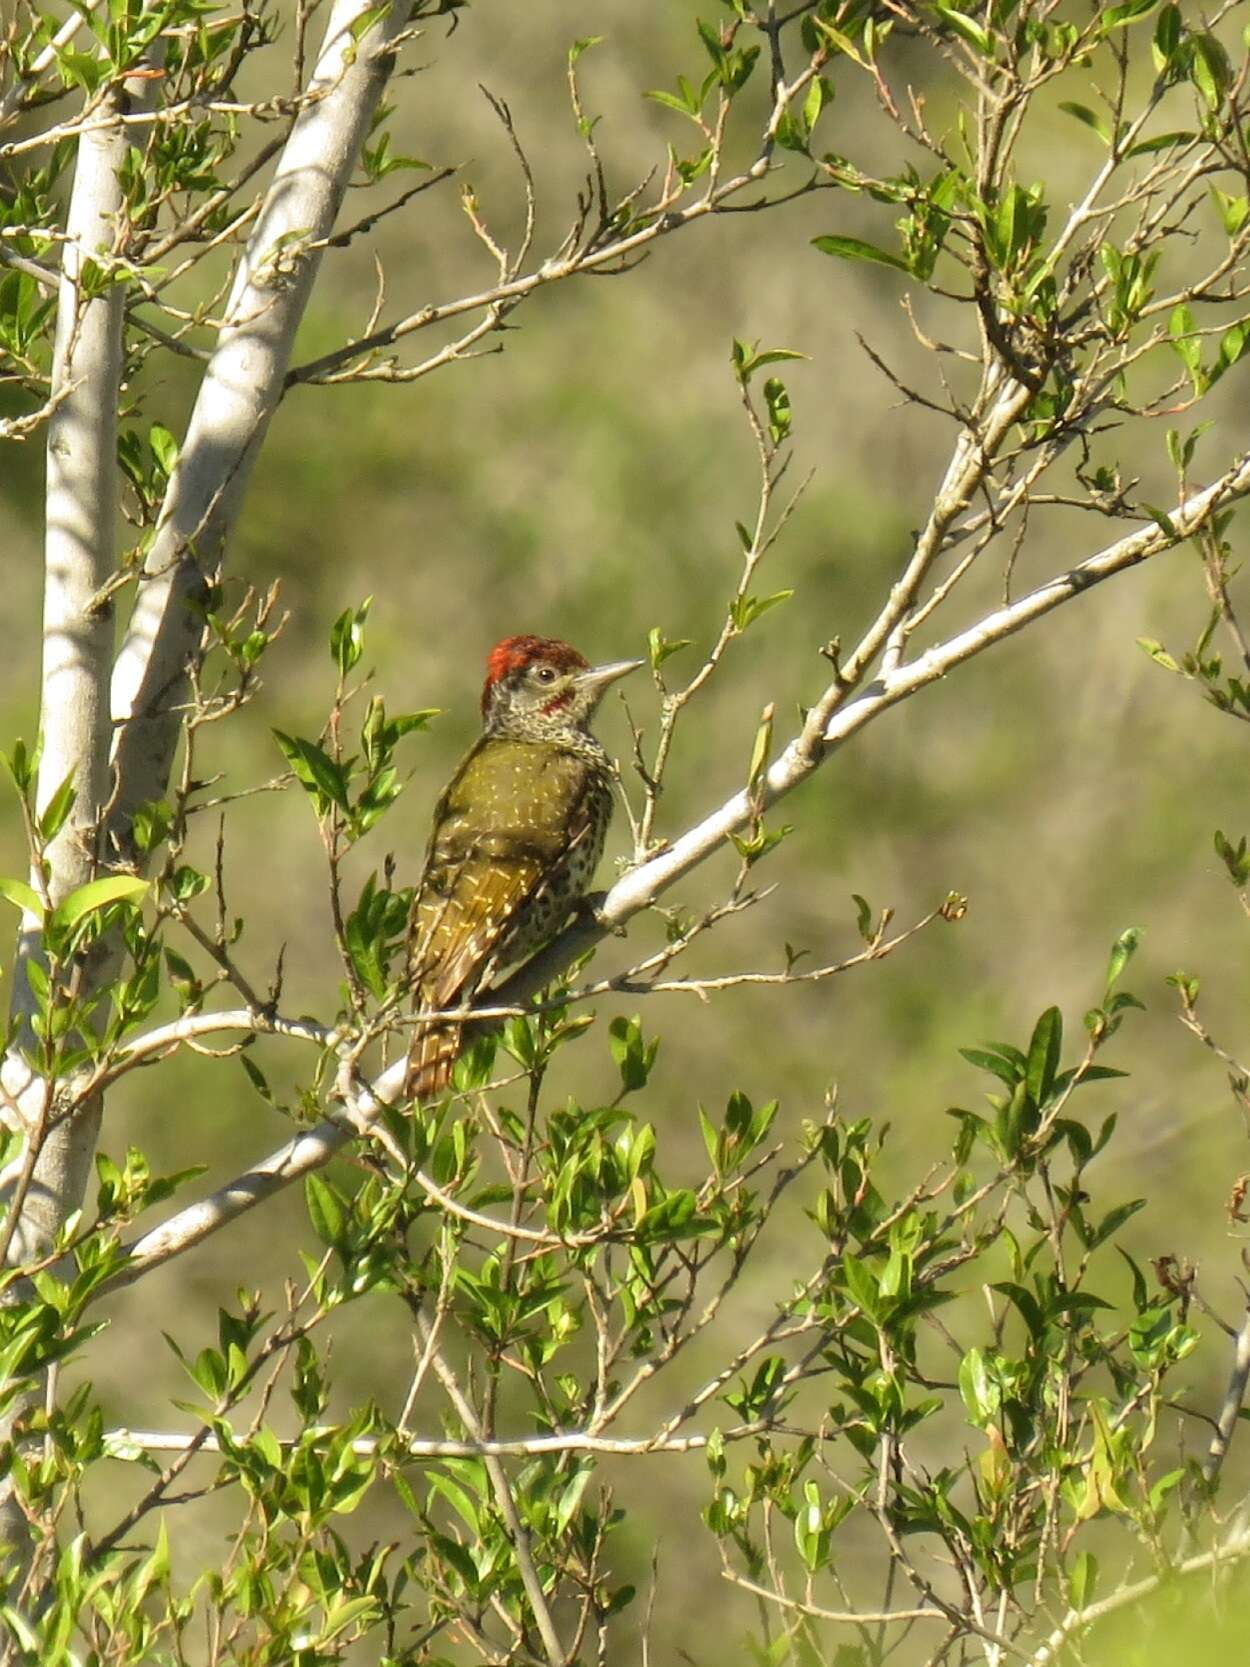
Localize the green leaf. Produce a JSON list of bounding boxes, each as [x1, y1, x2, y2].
[[730, 589, 794, 631], [54, 45, 107, 92], [608, 1014, 659, 1091], [647, 627, 693, 670], [148, 424, 178, 478], [794, 1479, 827, 1571], [1190, 32, 1231, 111], [1211, 188, 1250, 238], [812, 234, 910, 273], [645, 87, 703, 119], [0, 876, 45, 919], [319, 1596, 379, 1643], [50, 875, 148, 931], [1125, 130, 1194, 157], [0, 738, 37, 796], [730, 339, 806, 385], [555, 1461, 594, 1534], [1137, 637, 1181, 674], [1070, 1551, 1098, 1610], [842, 1251, 880, 1319], [1025, 1006, 1062, 1106], [960, 1046, 1020, 1086], [1166, 304, 1204, 396], [330, 597, 371, 677], [38, 771, 76, 843], [730, 819, 793, 865], [699, 1104, 719, 1169], [427, 1468, 481, 1535], [305, 1173, 348, 1252], [1058, 102, 1110, 143], [240, 1054, 273, 1105], [804, 75, 830, 133], [131, 799, 171, 854], [1104, 926, 1142, 994], [1152, 3, 1181, 72], [1104, 0, 1159, 24], [747, 705, 774, 794], [993, 1280, 1045, 1339], [958, 1347, 1000, 1425], [169, 865, 209, 902], [696, 17, 727, 70], [763, 376, 792, 443], [273, 730, 351, 815], [933, 2, 993, 55], [1088, 1197, 1146, 1247], [637, 1187, 708, 1242], [1217, 321, 1250, 377], [348, 2, 391, 42]]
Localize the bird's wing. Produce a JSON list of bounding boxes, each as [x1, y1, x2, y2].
[[411, 846, 548, 1009], [409, 740, 596, 1010]]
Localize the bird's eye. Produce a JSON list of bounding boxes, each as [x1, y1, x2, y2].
[[535, 666, 557, 684]]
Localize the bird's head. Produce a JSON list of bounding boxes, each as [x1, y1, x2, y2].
[[481, 635, 642, 740]]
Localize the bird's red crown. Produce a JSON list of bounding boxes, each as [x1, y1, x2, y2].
[[481, 635, 589, 716]]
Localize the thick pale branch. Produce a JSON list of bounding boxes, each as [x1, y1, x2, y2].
[[106, 0, 413, 855], [24, 82, 130, 948], [3, 59, 166, 1252], [94, 1007, 338, 1082], [116, 1119, 353, 1288], [112, 453, 1250, 1284], [1203, 1301, 1250, 1486], [0, 54, 161, 1562], [506, 447, 1250, 1000]]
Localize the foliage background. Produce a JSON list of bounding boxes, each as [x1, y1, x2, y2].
[[3, 2, 1249, 1656]]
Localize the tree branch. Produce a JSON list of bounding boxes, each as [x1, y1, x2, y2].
[[3, 74, 134, 1221], [410, 1303, 566, 1667], [0, 0, 105, 127], [109, 451, 1250, 1286], [0, 50, 161, 1564], [106, 0, 414, 858], [1203, 1299, 1250, 1487], [103, 1423, 759, 1459], [1028, 1529, 1250, 1667]]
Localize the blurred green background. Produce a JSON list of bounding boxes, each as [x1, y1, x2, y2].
[[4, 3, 1250, 1658]]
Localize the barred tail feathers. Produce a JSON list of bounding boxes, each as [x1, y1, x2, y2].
[[404, 1016, 463, 1104], [404, 852, 546, 1104]]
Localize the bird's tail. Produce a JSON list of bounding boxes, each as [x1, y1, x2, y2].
[[404, 1018, 462, 1104]]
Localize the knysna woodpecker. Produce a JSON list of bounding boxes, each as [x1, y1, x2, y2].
[[405, 636, 643, 1100]]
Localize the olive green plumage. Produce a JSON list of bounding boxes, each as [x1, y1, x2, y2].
[[405, 636, 641, 1101]]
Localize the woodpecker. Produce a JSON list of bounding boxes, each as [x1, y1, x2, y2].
[[405, 635, 643, 1101]]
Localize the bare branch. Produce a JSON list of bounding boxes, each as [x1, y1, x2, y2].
[[103, 1424, 760, 1459]]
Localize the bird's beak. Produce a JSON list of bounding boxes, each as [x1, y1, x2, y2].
[[574, 658, 645, 694]]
